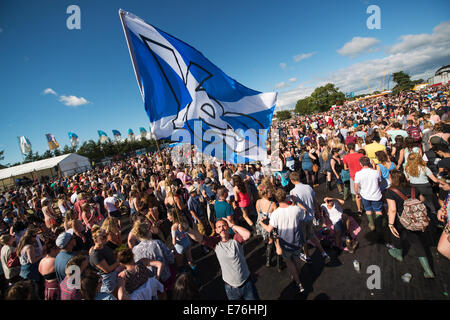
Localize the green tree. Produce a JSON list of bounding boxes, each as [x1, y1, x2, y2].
[[310, 83, 345, 112], [295, 97, 315, 115], [391, 71, 424, 94], [53, 148, 62, 157], [275, 110, 292, 121], [41, 150, 53, 160], [24, 150, 37, 163], [295, 83, 345, 115], [0, 150, 6, 169], [62, 145, 76, 155]]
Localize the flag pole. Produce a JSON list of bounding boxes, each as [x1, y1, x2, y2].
[[17, 136, 25, 162]]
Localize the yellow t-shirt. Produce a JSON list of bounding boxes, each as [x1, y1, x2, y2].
[[365, 143, 386, 164]]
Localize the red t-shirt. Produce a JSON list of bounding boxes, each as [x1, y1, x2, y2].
[[343, 152, 363, 180], [327, 118, 334, 127], [345, 135, 357, 145]]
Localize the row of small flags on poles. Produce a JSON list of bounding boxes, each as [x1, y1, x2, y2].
[[17, 127, 151, 155]]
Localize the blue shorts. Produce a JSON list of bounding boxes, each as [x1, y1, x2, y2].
[[361, 198, 383, 212], [100, 270, 118, 293], [333, 220, 344, 233], [174, 236, 190, 254]]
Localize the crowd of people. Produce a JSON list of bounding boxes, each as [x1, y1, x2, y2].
[[0, 82, 449, 300]]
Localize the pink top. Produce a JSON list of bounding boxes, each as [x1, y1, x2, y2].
[[237, 192, 250, 208]]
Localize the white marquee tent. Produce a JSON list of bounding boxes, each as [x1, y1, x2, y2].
[[0, 153, 91, 189]]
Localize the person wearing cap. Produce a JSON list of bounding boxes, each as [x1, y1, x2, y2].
[[200, 178, 215, 200], [54, 230, 76, 283]]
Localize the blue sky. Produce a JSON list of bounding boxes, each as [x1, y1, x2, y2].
[[0, 0, 449, 165]]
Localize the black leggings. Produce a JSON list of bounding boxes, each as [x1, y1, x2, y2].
[[391, 221, 430, 257]]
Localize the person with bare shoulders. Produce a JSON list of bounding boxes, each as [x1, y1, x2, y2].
[[41, 199, 59, 231], [255, 178, 279, 268], [38, 238, 60, 300]]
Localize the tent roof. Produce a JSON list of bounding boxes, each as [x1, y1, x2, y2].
[[0, 153, 89, 180]]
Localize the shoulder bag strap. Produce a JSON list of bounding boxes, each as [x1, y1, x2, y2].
[[389, 187, 408, 201]]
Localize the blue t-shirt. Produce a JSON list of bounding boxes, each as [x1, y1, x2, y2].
[[55, 251, 76, 283], [214, 200, 234, 220], [214, 200, 235, 235], [187, 195, 205, 218]]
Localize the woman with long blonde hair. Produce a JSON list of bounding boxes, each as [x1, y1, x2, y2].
[[404, 152, 439, 217], [320, 146, 334, 191], [255, 178, 280, 269], [101, 217, 122, 250], [221, 169, 234, 203]]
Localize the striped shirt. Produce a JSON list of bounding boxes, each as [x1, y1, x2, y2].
[[60, 276, 82, 300]]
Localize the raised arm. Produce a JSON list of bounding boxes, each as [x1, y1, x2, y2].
[[183, 222, 204, 244], [226, 219, 251, 242]]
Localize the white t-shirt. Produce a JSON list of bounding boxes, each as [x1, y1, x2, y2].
[[70, 192, 78, 204], [104, 196, 118, 212], [354, 168, 382, 201], [269, 205, 304, 251], [289, 183, 315, 216], [321, 203, 342, 225]]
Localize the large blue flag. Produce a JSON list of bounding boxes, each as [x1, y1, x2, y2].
[[119, 10, 277, 163]]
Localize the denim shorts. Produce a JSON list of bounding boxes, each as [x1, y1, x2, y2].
[[361, 198, 383, 212], [281, 248, 303, 261], [174, 236, 190, 254], [333, 219, 344, 233], [100, 270, 119, 293]]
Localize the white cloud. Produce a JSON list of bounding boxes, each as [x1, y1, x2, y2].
[[274, 82, 288, 89], [288, 77, 297, 83], [293, 52, 316, 62], [389, 21, 450, 54], [42, 88, 57, 96], [279, 62, 287, 70], [0, 28, 3, 33], [337, 37, 380, 57], [59, 95, 90, 107], [276, 86, 315, 111], [276, 20, 450, 108]]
